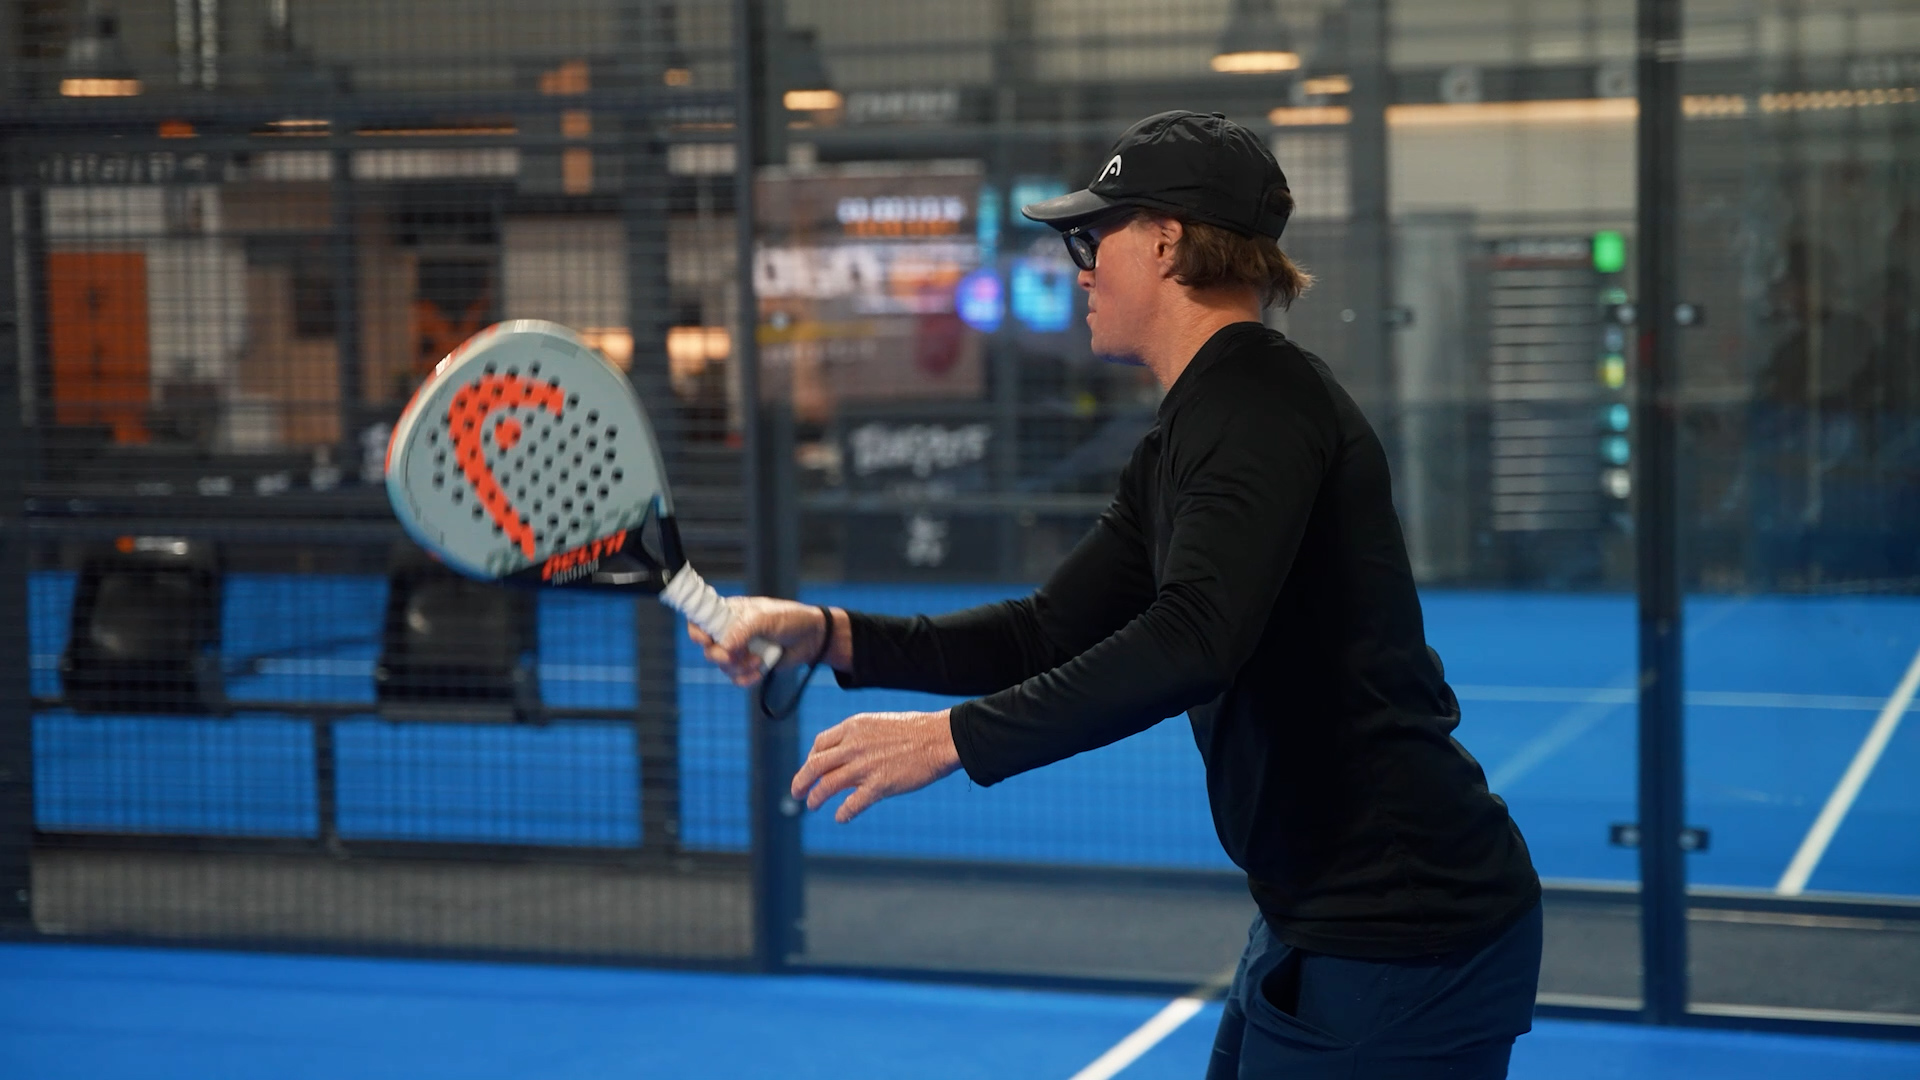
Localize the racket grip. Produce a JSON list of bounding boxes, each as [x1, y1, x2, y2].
[[660, 565, 784, 672]]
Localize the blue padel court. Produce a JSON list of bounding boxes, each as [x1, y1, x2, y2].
[[4, 942, 1920, 1080], [27, 575, 1920, 897]]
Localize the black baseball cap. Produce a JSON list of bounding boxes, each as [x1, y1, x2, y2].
[[1021, 110, 1291, 239]]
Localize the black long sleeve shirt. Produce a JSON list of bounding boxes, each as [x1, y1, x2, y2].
[[836, 322, 1540, 959]]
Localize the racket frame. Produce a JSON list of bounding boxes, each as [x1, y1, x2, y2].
[[387, 320, 780, 669]]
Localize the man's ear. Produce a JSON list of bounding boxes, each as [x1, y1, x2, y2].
[[1152, 217, 1184, 276]]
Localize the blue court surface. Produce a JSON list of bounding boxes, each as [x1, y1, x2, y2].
[[25, 575, 1920, 897], [3, 943, 1919, 1080]]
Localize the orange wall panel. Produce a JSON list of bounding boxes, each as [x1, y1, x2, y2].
[[47, 251, 151, 443]]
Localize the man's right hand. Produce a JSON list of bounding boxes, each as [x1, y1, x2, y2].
[[688, 597, 851, 687]]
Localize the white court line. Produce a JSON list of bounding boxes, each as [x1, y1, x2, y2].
[[1066, 995, 1208, 1080], [1455, 685, 1634, 705], [1774, 641, 1920, 896], [1473, 684, 1920, 796], [1454, 685, 1918, 713], [1482, 689, 1628, 794], [1460, 601, 1751, 793]]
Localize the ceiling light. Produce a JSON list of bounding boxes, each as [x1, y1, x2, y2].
[[61, 6, 141, 96], [1213, 0, 1298, 75], [781, 27, 839, 112], [783, 89, 843, 111], [61, 77, 140, 97]]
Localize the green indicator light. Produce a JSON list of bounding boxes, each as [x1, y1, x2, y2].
[[1608, 403, 1630, 431], [1592, 230, 1626, 274]]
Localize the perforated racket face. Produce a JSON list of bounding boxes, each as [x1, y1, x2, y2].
[[386, 320, 672, 580]]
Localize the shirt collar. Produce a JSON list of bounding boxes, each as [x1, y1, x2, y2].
[[1156, 321, 1271, 420]]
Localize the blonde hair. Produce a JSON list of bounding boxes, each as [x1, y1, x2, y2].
[[1149, 188, 1313, 309]]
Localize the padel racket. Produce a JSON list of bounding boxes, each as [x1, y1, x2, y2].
[[385, 319, 781, 671]]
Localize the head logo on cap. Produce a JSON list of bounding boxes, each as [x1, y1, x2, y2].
[[1020, 111, 1291, 239]]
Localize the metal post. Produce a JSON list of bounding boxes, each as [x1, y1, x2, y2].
[[988, 0, 1032, 579], [736, 0, 804, 970], [0, 162, 36, 933], [1345, 0, 1393, 418], [0, 11, 16, 103], [623, 6, 685, 859], [1634, 0, 1688, 1026], [313, 716, 341, 852], [21, 189, 49, 438], [330, 146, 362, 454]]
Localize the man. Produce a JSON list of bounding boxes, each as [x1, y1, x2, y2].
[[694, 111, 1542, 1078]]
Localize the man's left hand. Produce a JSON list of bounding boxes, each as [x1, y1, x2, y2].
[[791, 710, 962, 823]]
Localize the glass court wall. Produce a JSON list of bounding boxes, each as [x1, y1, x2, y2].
[[0, 0, 1915, 1040], [1674, 0, 1920, 1024]]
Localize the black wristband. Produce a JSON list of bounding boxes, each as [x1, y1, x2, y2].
[[758, 605, 834, 723], [809, 605, 835, 667]]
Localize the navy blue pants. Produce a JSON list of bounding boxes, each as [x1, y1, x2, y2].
[[1206, 902, 1543, 1079]]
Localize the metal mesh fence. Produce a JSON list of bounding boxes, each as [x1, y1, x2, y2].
[[0, 0, 1917, 1024], [3, 0, 757, 966]]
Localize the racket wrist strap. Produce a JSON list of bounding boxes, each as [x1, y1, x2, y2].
[[810, 605, 835, 668], [760, 605, 833, 723]]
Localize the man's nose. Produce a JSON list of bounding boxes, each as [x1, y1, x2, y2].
[[1077, 268, 1094, 291]]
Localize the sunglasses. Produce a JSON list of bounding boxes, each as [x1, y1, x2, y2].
[[1061, 212, 1137, 272]]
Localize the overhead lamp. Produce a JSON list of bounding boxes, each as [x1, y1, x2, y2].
[[60, 77, 140, 97], [1298, 5, 1349, 96], [539, 60, 591, 96], [665, 326, 730, 381], [1211, 0, 1299, 75], [660, 2, 694, 87], [262, 0, 345, 95], [60, 5, 141, 97], [580, 327, 635, 370], [259, 117, 332, 135], [781, 27, 842, 112]]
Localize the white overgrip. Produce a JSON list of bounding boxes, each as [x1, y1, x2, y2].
[[659, 565, 784, 671]]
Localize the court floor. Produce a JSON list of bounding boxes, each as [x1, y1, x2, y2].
[[3, 942, 1919, 1080]]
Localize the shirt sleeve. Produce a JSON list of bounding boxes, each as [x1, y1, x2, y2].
[[833, 465, 1158, 698], [948, 367, 1334, 786]]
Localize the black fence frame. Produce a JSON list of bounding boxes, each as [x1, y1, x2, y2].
[[0, 0, 1915, 1047]]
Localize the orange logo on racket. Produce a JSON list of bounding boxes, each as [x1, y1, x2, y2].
[[448, 374, 567, 558], [540, 529, 629, 582]]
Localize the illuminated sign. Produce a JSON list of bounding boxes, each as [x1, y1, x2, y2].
[[844, 89, 962, 125], [755, 162, 989, 410], [755, 241, 975, 315], [1591, 230, 1626, 273], [954, 269, 1003, 333], [1010, 257, 1075, 333], [835, 195, 968, 237], [1009, 178, 1068, 229], [848, 421, 992, 479], [976, 185, 1000, 261]]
